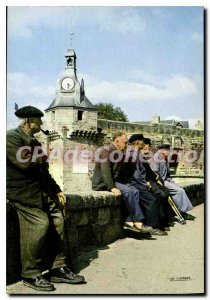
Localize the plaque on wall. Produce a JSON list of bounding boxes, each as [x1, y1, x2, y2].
[[72, 160, 89, 173]]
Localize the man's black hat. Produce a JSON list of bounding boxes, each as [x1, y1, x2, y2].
[[158, 143, 171, 150], [15, 105, 44, 118], [143, 138, 151, 145], [128, 134, 144, 143]]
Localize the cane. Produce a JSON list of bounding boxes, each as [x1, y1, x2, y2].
[[156, 179, 186, 224], [144, 156, 186, 225], [53, 197, 75, 270]]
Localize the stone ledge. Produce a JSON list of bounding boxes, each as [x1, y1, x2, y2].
[[6, 180, 204, 285], [65, 191, 120, 210]]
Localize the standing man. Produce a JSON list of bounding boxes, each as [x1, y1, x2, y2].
[[152, 144, 195, 220], [92, 132, 152, 234], [7, 106, 85, 292]]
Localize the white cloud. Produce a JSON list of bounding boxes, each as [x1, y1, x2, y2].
[[8, 7, 71, 38], [166, 74, 198, 94], [7, 71, 203, 129], [82, 73, 198, 103], [7, 72, 55, 128], [130, 70, 160, 85], [80, 71, 202, 125], [95, 7, 146, 33], [8, 71, 200, 108], [7, 72, 55, 101], [7, 7, 146, 38]]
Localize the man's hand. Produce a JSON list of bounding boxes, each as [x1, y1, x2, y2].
[[56, 192, 66, 207], [146, 182, 152, 190], [111, 188, 121, 197]]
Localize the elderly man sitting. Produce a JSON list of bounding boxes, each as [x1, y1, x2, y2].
[[120, 134, 168, 236], [151, 144, 195, 221], [92, 132, 152, 234]]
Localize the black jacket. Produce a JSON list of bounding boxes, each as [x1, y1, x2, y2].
[[6, 126, 61, 208], [122, 150, 157, 186], [92, 144, 123, 191]]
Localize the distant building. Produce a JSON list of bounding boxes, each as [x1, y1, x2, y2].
[[133, 114, 189, 129], [195, 120, 204, 131]]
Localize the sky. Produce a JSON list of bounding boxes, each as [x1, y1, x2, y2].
[[7, 6, 204, 129]]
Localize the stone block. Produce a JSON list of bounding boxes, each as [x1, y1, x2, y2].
[[97, 208, 110, 225], [101, 221, 124, 245], [70, 210, 91, 226], [65, 226, 79, 253], [77, 225, 98, 249]]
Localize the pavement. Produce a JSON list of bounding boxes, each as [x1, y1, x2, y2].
[[6, 204, 204, 295]]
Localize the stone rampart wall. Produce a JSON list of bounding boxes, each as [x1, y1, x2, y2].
[[98, 119, 204, 146], [97, 119, 204, 177]]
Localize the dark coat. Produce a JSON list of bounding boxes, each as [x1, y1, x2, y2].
[[121, 151, 169, 199], [6, 126, 61, 208], [121, 150, 148, 187], [92, 144, 123, 191]]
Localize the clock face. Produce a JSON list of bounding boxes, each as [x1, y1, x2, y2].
[[61, 77, 75, 90]]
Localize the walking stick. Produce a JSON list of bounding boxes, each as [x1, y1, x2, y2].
[[145, 157, 186, 225], [156, 179, 186, 224], [53, 198, 74, 270]]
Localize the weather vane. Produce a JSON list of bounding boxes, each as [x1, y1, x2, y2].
[[70, 32, 74, 47]]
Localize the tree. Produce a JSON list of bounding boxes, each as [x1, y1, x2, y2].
[[95, 102, 128, 122]]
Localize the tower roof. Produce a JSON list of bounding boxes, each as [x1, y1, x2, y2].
[[45, 95, 96, 111], [65, 49, 76, 57], [45, 48, 97, 112]]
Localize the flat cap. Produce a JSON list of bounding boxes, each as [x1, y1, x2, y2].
[[143, 138, 151, 145], [158, 143, 171, 150], [15, 105, 44, 118], [129, 134, 144, 143]]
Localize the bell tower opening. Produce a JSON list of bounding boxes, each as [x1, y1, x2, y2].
[[65, 49, 77, 72], [67, 57, 73, 67]]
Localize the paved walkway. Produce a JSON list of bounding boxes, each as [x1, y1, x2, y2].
[[6, 204, 204, 295]]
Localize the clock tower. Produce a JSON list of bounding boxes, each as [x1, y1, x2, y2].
[[42, 48, 101, 193], [45, 48, 97, 135]]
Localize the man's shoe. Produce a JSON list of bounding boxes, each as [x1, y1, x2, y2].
[[182, 213, 196, 221], [141, 224, 153, 234], [123, 222, 141, 233], [50, 267, 85, 284], [23, 275, 55, 291], [150, 228, 168, 236]]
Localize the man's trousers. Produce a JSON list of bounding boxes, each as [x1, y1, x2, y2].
[[115, 182, 145, 222], [130, 183, 165, 229], [164, 180, 193, 213], [13, 197, 66, 278]]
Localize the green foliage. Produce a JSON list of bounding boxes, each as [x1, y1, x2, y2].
[[95, 102, 128, 122]]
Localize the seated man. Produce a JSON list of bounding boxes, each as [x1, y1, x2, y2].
[[121, 134, 168, 236], [151, 144, 195, 221], [141, 138, 172, 227], [92, 132, 152, 234]]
